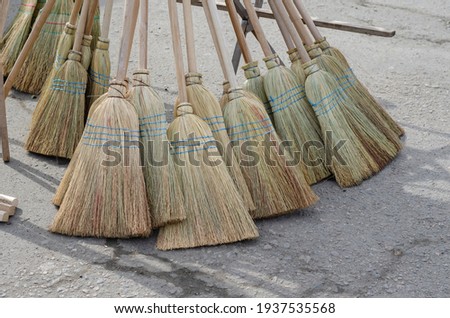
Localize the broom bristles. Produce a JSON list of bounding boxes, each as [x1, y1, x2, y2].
[[220, 80, 260, 110], [242, 61, 273, 121], [263, 54, 331, 185], [0, 0, 37, 75], [90, 4, 101, 51], [81, 35, 92, 70], [25, 51, 87, 159], [315, 40, 404, 137], [86, 38, 111, 110], [50, 82, 151, 238], [183, 73, 256, 212], [223, 89, 318, 219], [156, 103, 258, 250], [52, 93, 108, 207], [128, 70, 186, 228], [13, 0, 74, 94], [288, 48, 307, 84]]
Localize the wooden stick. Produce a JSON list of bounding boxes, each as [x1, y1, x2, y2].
[[268, 0, 294, 50], [85, 0, 99, 36], [3, 0, 56, 96], [168, 0, 188, 102], [101, 0, 114, 38], [0, 67, 9, 162], [225, 0, 252, 64], [116, 0, 139, 82], [293, 0, 322, 41], [203, 0, 237, 89], [69, 0, 83, 26], [0, 0, 10, 35], [282, 0, 314, 46], [139, 0, 148, 69], [176, 0, 396, 37], [72, 0, 90, 52], [242, 0, 271, 57], [0, 194, 18, 207], [182, 0, 197, 73]]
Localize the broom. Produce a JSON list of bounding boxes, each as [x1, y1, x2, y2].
[[127, 0, 185, 228], [13, 0, 73, 95], [80, 0, 98, 71], [242, 0, 330, 185], [24, 0, 90, 159], [39, 0, 82, 101], [86, 0, 113, 110], [178, 0, 255, 212], [50, 0, 151, 238], [0, 0, 38, 75], [278, 0, 393, 187], [90, 2, 101, 51], [283, 0, 401, 171], [156, 0, 258, 250], [225, 0, 271, 121], [292, 0, 404, 138], [202, 0, 318, 219]]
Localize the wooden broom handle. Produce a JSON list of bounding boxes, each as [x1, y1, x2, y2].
[[273, 0, 310, 63], [182, 0, 197, 73], [225, 0, 252, 64], [0, 0, 10, 34], [242, 0, 271, 57], [202, 0, 227, 81], [69, 0, 83, 26], [168, 0, 187, 102], [85, 0, 98, 36], [203, 0, 237, 88], [116, 0, 139, 82], [72, 0, 90, 52], [3, 0, 56, 96], [282, 0, 314, 46], [101, 0, 113, 37], [293, 0, 322, 41], [139, 0, 148, 69], [268, 0, 294, 50], [0, 67, 9, 162]]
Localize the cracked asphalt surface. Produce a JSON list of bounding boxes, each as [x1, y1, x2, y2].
[[1, 0, 449, 297]]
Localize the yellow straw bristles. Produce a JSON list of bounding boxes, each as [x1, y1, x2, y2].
[[184, 73, 255, 212], [156, 103, 258, 250], [223, 89, 318, 219], [288, 48, 306, 84], [86, 37, 110, 110], [128, 70, 185, 228], [81, 35, 92, 70], [242, 61, 272, 121], [50, 82, 151, 238]]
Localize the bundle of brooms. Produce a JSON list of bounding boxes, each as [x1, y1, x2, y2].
[[156, 0, 258, 250], [50, 0, 151, 238]]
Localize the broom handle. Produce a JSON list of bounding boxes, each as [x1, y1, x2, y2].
[[242, 0, 272, 57], [101, 0, 113, 38], [3, 0, 56, 96], [69, 0, 83, 26], [73, 0, 90, 52], [168, 0, 187, 102], [293, 0, 322, 41], [182, 0, 197, 73], [85, 0, 98, 36], [225, 0, 252, 64], [139, 0, 148, 69], [273, 0, 310, 63], [202, 0, 227, 81], [117, 0, 140, 82], [282, 0, 314, 46], [268, 0, 294, 50], [0, 0, 10, 34], [203, 0, 237, 88]]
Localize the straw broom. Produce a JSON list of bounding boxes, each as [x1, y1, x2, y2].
[[292, 0, 404, 138], [157, 0, 258, 250], [225, 0, 271, 121], [50, 0, 151, 238], [283, 0, 401, 172], [220, 80, 261, 110], [278, 0, 393, 187], [0, 0, 38, 76], [13, 0, 73, 95], [24, 0, 90, 159], [90, 2, 101, 51], [242, 0, 330, 185], [86, 0, 113, 110], [203, 0, 317, 219], [127, 0, 185, 228], [177, 0, 255, 212]]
